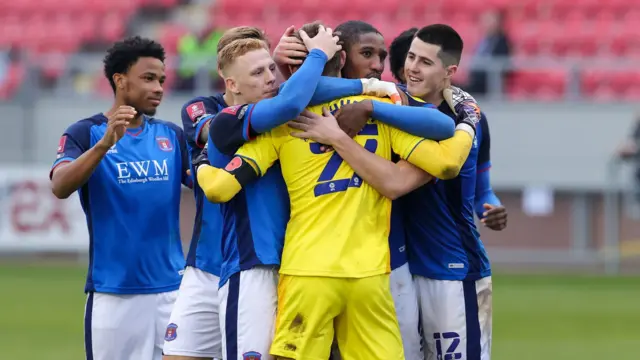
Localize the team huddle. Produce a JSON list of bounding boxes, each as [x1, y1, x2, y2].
[[50, 18, 508, 360]]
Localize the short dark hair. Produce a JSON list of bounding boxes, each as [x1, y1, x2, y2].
[[293, 21, 342, 76], [103, 36, 166, 93], [414, 24, 463, 66], [389, 27, 418, 83], [335, 20, 381, 53]]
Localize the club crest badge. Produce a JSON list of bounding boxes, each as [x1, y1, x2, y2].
[[164, 323, 178, 341], [156, 137, 173, 152]]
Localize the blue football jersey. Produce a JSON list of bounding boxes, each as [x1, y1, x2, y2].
[[389, 198, 408, 270], [405, 103, 491, 281], [181, 94, 227, 277], [388, 97, 439, 270], [51, 114, 189, 294], [208, 104, 289, 287]]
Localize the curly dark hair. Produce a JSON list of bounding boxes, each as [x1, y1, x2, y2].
[[103, 36, 166, 93], [389, 27, 418, 83]]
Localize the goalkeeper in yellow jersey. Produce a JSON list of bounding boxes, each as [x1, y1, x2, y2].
[[196, 21, 479, 360]]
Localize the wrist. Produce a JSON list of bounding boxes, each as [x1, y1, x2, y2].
[[94, 140, 111, 153], [329, 130, 351, 148], [308, 48, 329, 62], [363, 100, 375, 118], [455, 123, 475, 137]]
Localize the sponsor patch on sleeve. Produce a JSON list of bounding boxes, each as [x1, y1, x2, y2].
[[222, 105, 242, 115], [186, 101, 206, 122], [57, 135, 67, 153]]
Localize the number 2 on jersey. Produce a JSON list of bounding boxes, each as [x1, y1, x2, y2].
[[310, 124, 378, 197]]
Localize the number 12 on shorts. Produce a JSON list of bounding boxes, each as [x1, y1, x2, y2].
[[310, 124, 378, 197]]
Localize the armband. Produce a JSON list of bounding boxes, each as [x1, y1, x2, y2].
[[224, 156, 259, 186]]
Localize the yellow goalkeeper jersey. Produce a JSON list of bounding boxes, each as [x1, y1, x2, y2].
[[235, 95, 470, 278]]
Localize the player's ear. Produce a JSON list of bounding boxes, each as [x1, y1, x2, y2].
[[338, 50, 347, 71], [225, 77, 240, 95], [113, 73, 125, 91], [445, 64, 458, 79]]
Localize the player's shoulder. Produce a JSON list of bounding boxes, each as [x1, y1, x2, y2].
[[182, 93, 226, 123], [211, 103, 250, 125], [66, 113, 106, 134], [148, 117, 184, 138]]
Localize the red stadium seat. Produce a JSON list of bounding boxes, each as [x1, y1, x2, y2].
[[508, 70, 567, 101], [99, 13, 126, 43]]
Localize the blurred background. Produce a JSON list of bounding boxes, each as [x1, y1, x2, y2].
[[0, 0, 639, 359]]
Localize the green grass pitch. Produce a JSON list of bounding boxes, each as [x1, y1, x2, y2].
[[0, 263, 637, 359]]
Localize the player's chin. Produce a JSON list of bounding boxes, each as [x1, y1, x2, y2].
[[264, 88, 278, 98], [406, 81, 427, 97], [141, 106, 158, 116]]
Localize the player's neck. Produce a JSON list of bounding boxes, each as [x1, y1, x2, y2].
[[127, 115, 144, 128], [223, 92, 237, 107], [229, 93, 248, 106], [421, 92, 444, 107]]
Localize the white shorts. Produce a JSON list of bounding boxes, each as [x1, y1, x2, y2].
[[390, 263, 423, 360], [219, 266, 278, 360], [414, 276, 493, 360], [163, 266, 222, 359], [84, 290, 177, 360]]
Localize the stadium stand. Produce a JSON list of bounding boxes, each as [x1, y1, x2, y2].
[[2, 0, 640, 99]]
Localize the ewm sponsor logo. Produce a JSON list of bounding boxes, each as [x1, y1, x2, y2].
[[115, 159, 169, 184]]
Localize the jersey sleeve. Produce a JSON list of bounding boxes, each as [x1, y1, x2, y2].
[[50, 120, 92, 179], [389, 125, 474, 180], [388, 125, 425, 160], [209, 104, 256, 156], [181, 98, 220, 149], [234, 130, 280, 177], [477, 112, 491, 172], [474, 169, 501, 218]]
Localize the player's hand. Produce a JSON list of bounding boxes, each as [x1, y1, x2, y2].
[[289, 108, 344, 146], [98, 105, 134, 149], [273, 26, 308, 67], [481, 203, 508, 231], [360, 78, 403, 105], [192, 143, 210, 171], [450, 87, 480, 135], [299, 25, 341, 60], [455, 102, 480, 136], [334, 100, 373, 138]]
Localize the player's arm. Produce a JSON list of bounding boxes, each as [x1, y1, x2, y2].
[[281, 77, 360, 106], [401, 128, 474, 180], [335, 99, 454, 142], [196, 132, 279, 203], [474, 113, 507, 230], [291, 77, 404, 106], [370, 99, 455, 140], [388, 98, 481, 180], [250, 49, 330, 133], [208, 48, 329, 155], [474, 113, 500, 215], [181, 98, 222, 149], [290, 108, 432, 200], [51, 107, 134, 199]]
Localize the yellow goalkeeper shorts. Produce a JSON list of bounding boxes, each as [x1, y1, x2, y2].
[[270, 274, 404, 360]]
